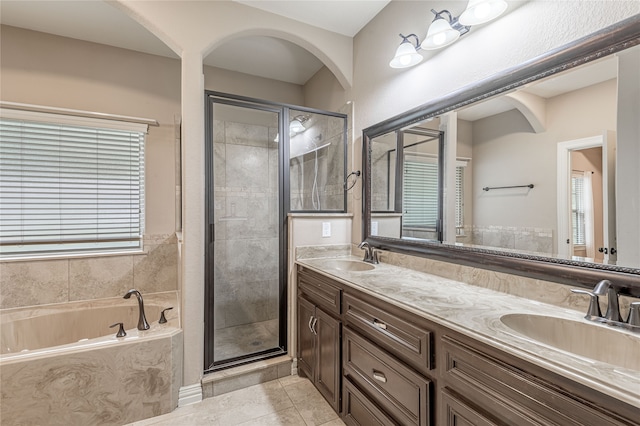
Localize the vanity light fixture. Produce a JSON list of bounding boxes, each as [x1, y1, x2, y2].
[[390, 0, 507, 69], [459, 0, 508, 26], [389, 34, 423, 68], [421, 10, 463, 50]]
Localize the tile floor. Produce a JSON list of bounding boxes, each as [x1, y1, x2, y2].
[[128, 375, 346, 426], [214, 319, 280, 362]]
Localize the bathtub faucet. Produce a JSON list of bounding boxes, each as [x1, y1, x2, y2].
[[123, 289, 150, 331]]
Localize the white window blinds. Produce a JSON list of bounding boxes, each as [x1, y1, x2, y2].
[[455, 166, 464, 228], [403, 160, 438, 229], [571, 174, 586, 245], [0, 113, 146, 257], [403, 158, 465, 230]]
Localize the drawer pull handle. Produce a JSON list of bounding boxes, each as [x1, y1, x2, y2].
[[373, 319, 387, 330], [372, 370, 387, 383]]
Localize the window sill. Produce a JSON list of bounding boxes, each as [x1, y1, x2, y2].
[[0, 249, 147, 263]]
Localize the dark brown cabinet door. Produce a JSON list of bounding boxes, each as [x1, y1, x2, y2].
[[297, 296, 316, 380], [441, 389, 498, 426], [315, 307, 341, 412]]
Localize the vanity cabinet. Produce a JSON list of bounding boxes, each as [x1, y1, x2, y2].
[[297, 267, 342, 412], [296, 264, 639, 426], [342, 290, 435, 426], [440, 334, 640, 426]]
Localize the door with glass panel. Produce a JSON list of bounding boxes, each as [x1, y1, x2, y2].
[[204, 96, 285, 371]]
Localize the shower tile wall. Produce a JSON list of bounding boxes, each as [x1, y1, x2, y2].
[[213, 119, 279, 333], [290, 112, 345, 211]]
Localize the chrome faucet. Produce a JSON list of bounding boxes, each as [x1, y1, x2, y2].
[[358, 241, 379, 264], [123, 289, 150, 331], [572, 280, 640, 332], [592, 279, 622, 322], [628, 302, 640, 327]]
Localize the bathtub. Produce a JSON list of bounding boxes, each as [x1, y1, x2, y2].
[[0, 292, 182, 426]]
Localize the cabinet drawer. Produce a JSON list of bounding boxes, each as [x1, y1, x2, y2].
[[343, 379, 397, 426], [344, 293, 433, 372], [442, 335, 635, 426], [298, 267, 341, 316], [344, 327, 431, 426]]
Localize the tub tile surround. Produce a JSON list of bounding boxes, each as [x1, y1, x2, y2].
[[0, 234, 179, 309], [0, 292, 183, 425], [296, 249, 640, 409], [0, 330, 183, 426]]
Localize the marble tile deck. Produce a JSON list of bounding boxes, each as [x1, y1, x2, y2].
[[128, 376, 345, 426]]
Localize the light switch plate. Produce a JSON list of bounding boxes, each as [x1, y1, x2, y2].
[[371, 221, 378, 236], [322, 222, 331, 238]]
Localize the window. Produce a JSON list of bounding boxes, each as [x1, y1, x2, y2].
[[571, 172, 586, 246], [0, 109, 147, 257], [455, 166, 464, 228], [403, 159, 438, 229], [403, 158, 465, 230]]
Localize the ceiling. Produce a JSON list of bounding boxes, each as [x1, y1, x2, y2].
[[457, 56, 618, 122], [0, 0, 390, 85]]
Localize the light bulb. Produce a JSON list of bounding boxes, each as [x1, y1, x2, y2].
[[473, 2, 492, 21], [432, 32, 446, 46]]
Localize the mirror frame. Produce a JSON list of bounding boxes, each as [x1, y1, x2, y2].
[[363, 15, 640, 296]]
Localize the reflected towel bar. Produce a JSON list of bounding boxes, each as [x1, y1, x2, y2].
[[483, 184, 534, 191]]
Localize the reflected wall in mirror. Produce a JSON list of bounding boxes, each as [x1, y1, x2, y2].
[[363, 17, 640, 290], [452, 55, 619, 263]]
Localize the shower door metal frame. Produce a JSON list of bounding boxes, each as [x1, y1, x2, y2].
[[204, 94, 287, 372], [204, 91, 349, 373]]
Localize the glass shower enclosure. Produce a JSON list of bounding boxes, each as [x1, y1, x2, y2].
[[204, 92, 347, 372]]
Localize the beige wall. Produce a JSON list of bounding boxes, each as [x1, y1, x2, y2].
[[0, 25, 182, 309], [1, 25, 181, 236], [204, 66, 304, 105], [471, 79, 617, 241], [303, 66, 348, 112]]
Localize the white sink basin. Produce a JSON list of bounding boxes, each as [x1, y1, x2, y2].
[[322, 259, 375, 272], [500, 313, 640, 370]]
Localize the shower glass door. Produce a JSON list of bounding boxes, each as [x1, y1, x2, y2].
[[205, 96, 285, 371]]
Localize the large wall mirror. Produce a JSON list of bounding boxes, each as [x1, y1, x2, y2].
[[363, 16, 640, 294]]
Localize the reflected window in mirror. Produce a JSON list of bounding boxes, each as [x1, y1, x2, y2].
[[401, 128, 442, 241]]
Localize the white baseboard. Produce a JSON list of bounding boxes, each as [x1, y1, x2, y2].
[[178, 383, 203, 407]]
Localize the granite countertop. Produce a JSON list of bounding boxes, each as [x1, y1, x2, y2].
[[296, 256, 640, 409]]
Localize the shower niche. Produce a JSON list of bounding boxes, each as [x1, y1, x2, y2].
[[204, 92, 347, 372]]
